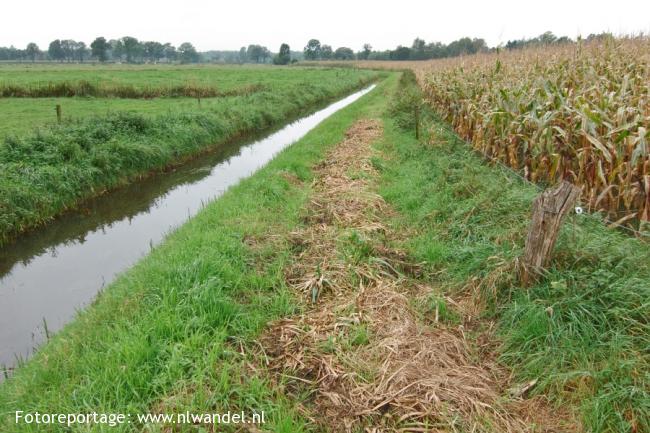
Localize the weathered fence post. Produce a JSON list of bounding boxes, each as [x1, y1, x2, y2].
[[521, 181, 581, 286], [414, 105, 420, 140], [55, 104, 62, 123]]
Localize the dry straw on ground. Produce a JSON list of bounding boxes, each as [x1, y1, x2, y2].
[[257, 120, 577, 432]]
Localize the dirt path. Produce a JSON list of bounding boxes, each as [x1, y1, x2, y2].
[[256, 119, 575, 432]]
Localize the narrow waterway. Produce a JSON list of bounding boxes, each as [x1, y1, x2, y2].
[[0, 85, 376, 374]]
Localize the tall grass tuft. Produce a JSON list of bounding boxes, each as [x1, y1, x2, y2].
[[0, 81, 265, 99]]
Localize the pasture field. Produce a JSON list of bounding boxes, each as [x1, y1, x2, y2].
[[0, 63, 348, 90], [0, 64, 381, 243], [0, 65, 375, 135]]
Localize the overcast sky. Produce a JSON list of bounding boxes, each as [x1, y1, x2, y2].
[[2, 0, 649, 51]]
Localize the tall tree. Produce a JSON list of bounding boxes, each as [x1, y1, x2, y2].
[[390, 46, 411, 60], [25, 43, 40, 62], [333, 47, 354, 60], [320, 44, 333, 60], [447, 37, 480, 57], [358, 43, 372, 60], [120, 36, 141, 63], [238, 47, 247, 64], [90, 37, 110, 62], [0, 46, 22, 61], [48, 39, 65, 62], [60, 40, 76, 62], [246, 44, 270, 63], [75, 41, 88, 62], [303, 39, 321, 60], [178, 42, 199, 63], [538, 31, 558, 45], [412, 38, 426, 59], [163, 43, 177, 61], [143, 41, 165, 62], [111, 39, 124, 61], [273, 43, 291, 65]]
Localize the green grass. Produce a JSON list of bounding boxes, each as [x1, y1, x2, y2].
[[0, 65, 382, 244], [0, 63, 362, 90], [375, 77, 650, 432], [0, 97, 238, 136], [2, 68, 646, 432], [0, 65, 377, 136], [0, 73, 396, 433]]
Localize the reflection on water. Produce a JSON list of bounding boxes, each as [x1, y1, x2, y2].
[[0, 85, 375, 373]]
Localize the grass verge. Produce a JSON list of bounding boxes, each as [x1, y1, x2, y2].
[[0, 73, 396, 433]]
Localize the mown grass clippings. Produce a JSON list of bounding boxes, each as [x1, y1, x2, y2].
[[259, 119, 572, 432]]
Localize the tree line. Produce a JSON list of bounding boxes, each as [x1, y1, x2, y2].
[[0, 37, 297, 65], [305, 32, 615, 62], [301, 36, 490, 61], [302, 37, 489, 61], [0, 32, 615, 64], [503, 31, 612, 50], [0, 37, 201, 64]]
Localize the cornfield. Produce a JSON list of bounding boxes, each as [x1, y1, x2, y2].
[[417, 38, 650, 231]]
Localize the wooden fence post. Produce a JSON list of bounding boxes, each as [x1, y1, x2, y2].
[[415, 105, 420, 140], [55, 104, 62, 123], [521, 181, 581, 286]]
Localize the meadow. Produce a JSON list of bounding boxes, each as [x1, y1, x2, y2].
[[0, 63, 329, 90], [0, 64, 376, 135], [0, 64, 381, 243]]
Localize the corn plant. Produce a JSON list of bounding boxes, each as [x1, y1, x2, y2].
[[415, 37, 650, 232]]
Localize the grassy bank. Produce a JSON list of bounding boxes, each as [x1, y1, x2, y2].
[[0, 66, 381, 245], [378, 75, 649, 432], [0, 73, 396, 432], [0, 66, 376, 136]]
